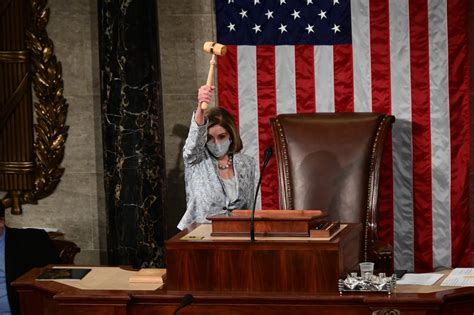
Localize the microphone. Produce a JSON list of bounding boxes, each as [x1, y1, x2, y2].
[[173, 294, 194, 314], [250, 146, 273, 241]]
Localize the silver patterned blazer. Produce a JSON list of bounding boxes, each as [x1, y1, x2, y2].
[[177, 114, 256, 230]]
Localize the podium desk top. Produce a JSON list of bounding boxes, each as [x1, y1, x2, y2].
[[178, 223, 347, 242]]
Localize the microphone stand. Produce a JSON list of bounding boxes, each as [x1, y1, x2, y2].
[[173, 294, 194, 315], [250, 147, 273, 242]]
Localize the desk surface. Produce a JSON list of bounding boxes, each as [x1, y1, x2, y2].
[[180, 223, 347, 241]]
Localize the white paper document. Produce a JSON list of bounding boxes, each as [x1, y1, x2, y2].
[[396, 273, 444, 286], [441, 268, 474, 287]]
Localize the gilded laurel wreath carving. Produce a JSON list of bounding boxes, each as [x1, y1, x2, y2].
[[21, 0, 68, 203]]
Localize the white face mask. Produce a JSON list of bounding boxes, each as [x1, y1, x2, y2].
[[206, 138, 231, 158]]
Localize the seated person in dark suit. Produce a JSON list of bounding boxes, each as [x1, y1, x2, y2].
[[0, 202, 60, 315]]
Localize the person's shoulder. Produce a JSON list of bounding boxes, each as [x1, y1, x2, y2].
[[7, 227, 50, 242], [235, 152, 256, 165]]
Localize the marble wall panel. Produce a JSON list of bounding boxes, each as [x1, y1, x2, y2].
[[62, 96, 96, 172], [99, 0, 166, 267], [47, 15, 90, 97], [7, 172, 94, 250], [158, 0, 213, 15], [162, 93, 195, 236], [47, 0, 93, 15]]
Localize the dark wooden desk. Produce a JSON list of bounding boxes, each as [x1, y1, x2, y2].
[[12, 224, 474, 314], [12, 267, 474, 315], [166, 223, 362, 293]]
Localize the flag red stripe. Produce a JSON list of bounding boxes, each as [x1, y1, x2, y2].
[[295, 45, 316, 113], [333, 44, 354, 112], [218, 45, 240, 128], [369, 0, 394, 248], [256, 46, 279, 210], [447, 0, 472, 267], [409, 0, 433, 272]]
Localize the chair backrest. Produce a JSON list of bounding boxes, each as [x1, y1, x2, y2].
[[270, 113, 394, 260]]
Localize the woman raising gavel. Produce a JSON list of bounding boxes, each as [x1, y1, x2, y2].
[[177, 85, 256, 230]]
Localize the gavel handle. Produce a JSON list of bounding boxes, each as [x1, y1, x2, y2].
[[201, 54, 217, 110]]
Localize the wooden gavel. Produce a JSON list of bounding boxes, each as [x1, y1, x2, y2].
[[201, 41, 227, 110]]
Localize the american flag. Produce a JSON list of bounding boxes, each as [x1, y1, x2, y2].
[[215, 0, 470, 272]]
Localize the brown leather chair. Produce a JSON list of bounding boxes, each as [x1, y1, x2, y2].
[[270, 112, 395, 271]]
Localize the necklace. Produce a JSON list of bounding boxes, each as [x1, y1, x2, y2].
[[218, 154, 233, 170]]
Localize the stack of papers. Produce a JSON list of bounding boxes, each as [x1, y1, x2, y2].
[[129, 268, 166, 284], [441, 268, 474, 287], [397, 273, 444, 286]]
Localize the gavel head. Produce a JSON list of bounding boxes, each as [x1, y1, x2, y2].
[[203, 41, 227, 56]]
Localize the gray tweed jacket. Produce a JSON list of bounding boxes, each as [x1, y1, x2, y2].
[[177, 114, 256, 230]]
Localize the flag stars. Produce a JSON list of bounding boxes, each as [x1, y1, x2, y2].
[[332, 24, 341, 33], [278, 23, 288, 33], [239, 9, 248, 19], [265, 10, 274, 19], [333, 0, 340, 4], [280, 0, 286, 5], [227, 0, 234, 3], [291, 10, 301, 20], [318, 10, 327, 20], [254, 0, 261, 5], [252, 24, 262, 34], [306, 0, 314, 4], [305, 24, 315, 34], [227, 22, 236, 32]]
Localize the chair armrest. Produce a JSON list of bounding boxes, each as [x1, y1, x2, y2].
[[51, 239, 81, 264]]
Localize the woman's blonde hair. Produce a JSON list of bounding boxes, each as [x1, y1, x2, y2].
[[206, 107, 243, 153]]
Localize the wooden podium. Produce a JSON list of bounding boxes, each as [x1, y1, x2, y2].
[[166, 219, 362, 293]]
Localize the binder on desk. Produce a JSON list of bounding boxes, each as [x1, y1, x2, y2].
[[36, 268, 91, 281]]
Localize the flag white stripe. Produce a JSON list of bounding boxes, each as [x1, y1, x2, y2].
[[389, 0, 415, 271], [351, 0, 372, 112], [237, 46, 261, 209], [314, 46, 334, 112], [428, 0, 451, 269], [275, 46, 297, 114]]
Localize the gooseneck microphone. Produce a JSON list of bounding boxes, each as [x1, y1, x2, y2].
[[250, 146, 273, 242], [173, 294, 194, 314]]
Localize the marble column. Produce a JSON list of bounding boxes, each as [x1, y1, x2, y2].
[[98, 0, 165, 267]]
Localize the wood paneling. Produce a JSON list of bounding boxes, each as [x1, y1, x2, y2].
[[165, 223, 362, 293]]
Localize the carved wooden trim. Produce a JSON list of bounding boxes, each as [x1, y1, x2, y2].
[[364, 114, 395, 261], [270, 117, 293, 210]]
